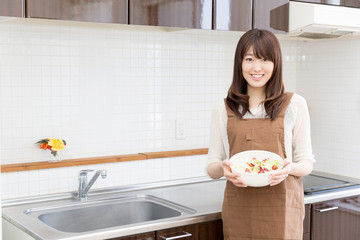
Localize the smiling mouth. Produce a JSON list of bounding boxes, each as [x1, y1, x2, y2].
[[251, 74, 264, 79]]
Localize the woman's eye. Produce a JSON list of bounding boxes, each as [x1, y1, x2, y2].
[[245, 58, 253, 62], [262, 58, 268, 62]]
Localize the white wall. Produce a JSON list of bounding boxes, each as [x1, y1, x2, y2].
[[0, 20, 233, 164], [296, 37, 360, 178], [0, 18, 296, 199]]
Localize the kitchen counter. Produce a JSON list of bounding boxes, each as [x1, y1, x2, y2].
[[3, 171, 360, 240]]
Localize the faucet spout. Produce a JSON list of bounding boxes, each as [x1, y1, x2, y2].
[[78, 169, 107, 201], [82, 170, 107, 195]]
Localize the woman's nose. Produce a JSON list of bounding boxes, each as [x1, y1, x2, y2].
[[252, 61, 262, 71]]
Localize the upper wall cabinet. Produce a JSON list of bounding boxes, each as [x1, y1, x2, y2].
[[292, 0, 360, 8], [213, 0, 252, 31], [26, 0, 128, 24], [0, 0, 23, 17], [253, 0, 289, 34], [129, 0, 212, 29]]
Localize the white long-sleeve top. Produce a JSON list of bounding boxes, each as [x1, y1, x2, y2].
[[208, 93, 315, 164]]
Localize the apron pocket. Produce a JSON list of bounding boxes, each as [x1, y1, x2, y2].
[[257, 191, 287, 207], [227, 188, 258, 207], [250, 128, 283, 154]]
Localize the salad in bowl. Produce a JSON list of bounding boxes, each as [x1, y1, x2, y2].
[[229, 150, 284, 187]]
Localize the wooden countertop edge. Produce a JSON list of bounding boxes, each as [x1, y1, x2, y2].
[[1, 148, 209, 173], [141, 148, 208, 159]]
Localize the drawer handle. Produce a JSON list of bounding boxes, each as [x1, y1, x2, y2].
[[315, 206, 339, 212], [159, 231, 192, 240]]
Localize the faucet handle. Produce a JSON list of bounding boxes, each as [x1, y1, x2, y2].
[[79, 169, 94, 176]]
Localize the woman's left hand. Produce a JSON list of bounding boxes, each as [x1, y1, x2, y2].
[[268, 158, 292, 186]]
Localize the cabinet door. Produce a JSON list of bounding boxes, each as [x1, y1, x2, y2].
[[156, 220, 223, 240], [26, 0, 128, 24], [311, 195, 360, 240], [344, 0, 360, 7], [253, 0, 289, 34], [290, 0, 360, 8], [213, 0, 252, 31], [303, 233, 310, 240], [109, 232, 155, 240], [303, 204, 311, 240], [303, 204, 311, 235], [129, 0, 212, 29], [0, 0, 23, 17]]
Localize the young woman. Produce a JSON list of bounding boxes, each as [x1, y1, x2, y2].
[[207, 29, 315, 239]]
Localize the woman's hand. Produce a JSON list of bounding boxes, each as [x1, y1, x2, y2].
[[269, 158, 292, 186], [223, 160, 247, 187]]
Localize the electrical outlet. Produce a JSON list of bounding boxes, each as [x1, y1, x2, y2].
[[175, 119, 186, 140]]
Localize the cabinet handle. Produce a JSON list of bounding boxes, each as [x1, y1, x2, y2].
[[159, 231, 192, 240], [315, 206, 339, 212]]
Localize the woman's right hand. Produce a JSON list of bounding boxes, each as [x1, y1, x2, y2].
[[223, 160, 247, 187]]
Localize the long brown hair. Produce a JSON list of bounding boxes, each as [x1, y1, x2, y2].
[[226, 29, 285, 120]]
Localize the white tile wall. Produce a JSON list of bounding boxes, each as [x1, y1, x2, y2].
[[1, 18, 296, 199], [296, 37, 360, 179], [0, 19, 237, 164], [1, 155, 210, 199]]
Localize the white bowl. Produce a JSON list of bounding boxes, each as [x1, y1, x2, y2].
[[229, 150, 284, 187]]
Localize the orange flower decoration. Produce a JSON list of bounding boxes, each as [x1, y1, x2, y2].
[[39, 143, 49, 150], [37, 138, 67, 157]]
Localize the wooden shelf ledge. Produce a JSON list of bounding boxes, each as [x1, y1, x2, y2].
[[1, 148, 209, 173]]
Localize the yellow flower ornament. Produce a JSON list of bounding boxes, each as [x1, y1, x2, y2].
[[37, 138, 67, 159], [48, 138, 65, 152]]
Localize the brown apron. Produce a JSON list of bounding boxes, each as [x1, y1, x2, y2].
[[222, 92, 304, 240]]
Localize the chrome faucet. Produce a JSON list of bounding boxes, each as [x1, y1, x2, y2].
[[78, 169, 107, 201]]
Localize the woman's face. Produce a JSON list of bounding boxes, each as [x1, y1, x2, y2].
[[241, 46, 274, 91]]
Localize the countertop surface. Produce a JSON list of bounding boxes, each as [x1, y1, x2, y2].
[[3, 171, 360, 240]]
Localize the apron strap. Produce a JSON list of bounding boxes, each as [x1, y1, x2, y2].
[[277, 92, 294, 118]]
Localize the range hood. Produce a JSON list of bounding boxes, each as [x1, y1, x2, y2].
[[270, 1, 360, 39]]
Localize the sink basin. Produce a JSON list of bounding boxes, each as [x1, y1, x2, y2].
[[24, 194, 196, 233], [39, 200, 181, 233]]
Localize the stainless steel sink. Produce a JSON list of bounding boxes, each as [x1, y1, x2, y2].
[[38, 200, 181, 233], [24, 194, 196, 233], [2, 177, 224, 240]]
